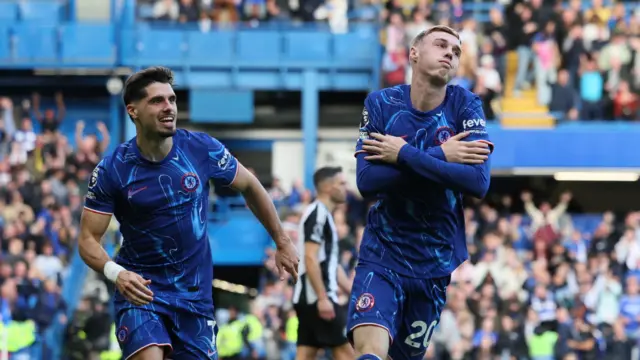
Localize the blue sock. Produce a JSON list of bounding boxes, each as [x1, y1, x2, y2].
[[357, 355, 383, 360]]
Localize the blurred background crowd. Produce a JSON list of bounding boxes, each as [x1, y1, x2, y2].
[[1, 0, 640, 359], [380, 0, 640, 122]]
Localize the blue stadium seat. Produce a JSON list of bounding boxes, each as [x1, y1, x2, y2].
[[0, 2, 18, 22], [60, 24, 115, 66], [0, 27, 9, 61], [13, 24, 58, 63], [186, 31, 234, 67], [333, 32, 377, 69], [18, 1, 62, 24], [236, 31, 280, 67], [283, 32, 331, 65], [131, 28, 185, 67], [118, 28, 137, 65]]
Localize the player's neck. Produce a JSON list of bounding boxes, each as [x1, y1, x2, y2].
[[316, 195, 336, 212], [410, 76, 446, 113], [136, 135, 173, 162]]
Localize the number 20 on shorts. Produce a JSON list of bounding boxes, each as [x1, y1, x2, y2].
[[404, 320, 438, 349]]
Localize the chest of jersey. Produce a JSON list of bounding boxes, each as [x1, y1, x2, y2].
[[116, 161, 207, 216], [383, 110, 458, 151]]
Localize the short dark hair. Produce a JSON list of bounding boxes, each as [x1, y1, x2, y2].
[[313, 166, 342, 189], [122, 66, 174, 105]]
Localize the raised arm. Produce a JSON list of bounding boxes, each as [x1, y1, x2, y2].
[[54, 91, 66, 123]]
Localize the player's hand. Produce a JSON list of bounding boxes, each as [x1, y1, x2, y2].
[[440, 132, 490, 164], [317, 298, 336, 321], [115, 270, 154, 306], [560, 191, 572, 203], [362, 133, 408, 164], [275, 238, 300, 283]]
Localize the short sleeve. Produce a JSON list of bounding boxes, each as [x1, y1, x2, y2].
[[206, 136, 239, 187], [303, 212, 325, 244], [84, 158, 115, 215], [456, 95, 494, 153], [355, 93, 385, 156]]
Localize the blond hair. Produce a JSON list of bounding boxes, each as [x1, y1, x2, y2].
[[410, 25, 460, 48]]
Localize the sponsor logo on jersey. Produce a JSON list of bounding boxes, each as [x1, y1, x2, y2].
[[218, 148, 231, 170], [359, 130, 369, 141], [434, 126, 455, 145], [355, 292, 375, 312], [360, 107, 369, 128], [89, 167, 99, 188], [127, 186, 148, 199], [461, 118, 487, 134], [181, 172, 200, 192], [462, 118, 486, 129]]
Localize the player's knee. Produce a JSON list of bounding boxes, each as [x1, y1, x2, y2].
[[332, 343, 355, 360], [351, 326, 390, 358], [295, 346, 318, 360]]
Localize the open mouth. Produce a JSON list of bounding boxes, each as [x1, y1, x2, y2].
[[159, 116, 174, 123]]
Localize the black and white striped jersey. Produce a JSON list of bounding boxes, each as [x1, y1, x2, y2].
[[293, 200, 340, 305]]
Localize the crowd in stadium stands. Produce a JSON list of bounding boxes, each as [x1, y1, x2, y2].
[[381, 0, 640, 121], [0, 94, 119, 359]]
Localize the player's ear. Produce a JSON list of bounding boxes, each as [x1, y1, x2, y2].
[[126, 104, 137, 120], [409, 46, 419, 64]]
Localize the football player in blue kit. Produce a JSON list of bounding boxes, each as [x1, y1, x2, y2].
[[347, 26, 495, 360], [78, 66, 299, 360]]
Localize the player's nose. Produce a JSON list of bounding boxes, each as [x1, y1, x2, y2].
[[160, 105, 175, 115]]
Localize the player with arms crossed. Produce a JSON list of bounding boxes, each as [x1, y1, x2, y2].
[[78, 67, 299, 360], [348, 26, 494, 360]]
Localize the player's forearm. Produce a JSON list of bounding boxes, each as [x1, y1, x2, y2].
[[356, 152, 404, 195], [305, 256, 329, 300], [397, 145, 491, 198], [78, 232, 111, 274], [240, 179, 288, 247], [356, 146, 446, 196]]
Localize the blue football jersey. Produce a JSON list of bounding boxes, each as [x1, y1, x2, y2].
[[355, 84, 493, 279], [84, 129, 238, 315]]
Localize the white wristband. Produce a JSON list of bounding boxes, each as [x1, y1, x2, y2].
[[104, 261, 126, 283]]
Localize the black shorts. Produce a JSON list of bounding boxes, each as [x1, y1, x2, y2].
[[294, 300, 348, 348]]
